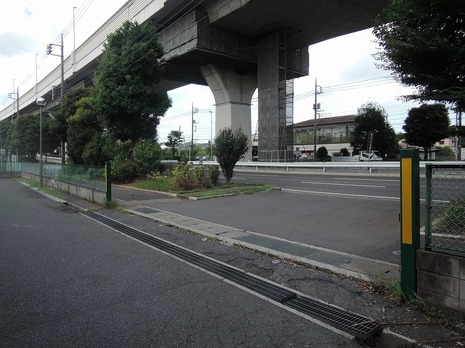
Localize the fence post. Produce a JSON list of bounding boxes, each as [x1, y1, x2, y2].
[[105, 161, 112, 202], [424, 165, 432, 250], [400, 149, 420, 301]]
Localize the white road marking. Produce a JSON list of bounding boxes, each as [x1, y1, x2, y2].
[[282, 188, 399, 201], [301, 181, 386, 188]]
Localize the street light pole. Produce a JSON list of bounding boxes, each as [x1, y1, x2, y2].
[[313, 78, 322, 160], [36, 97, 46, 187], [190, 103, 198, 161], [209, 111, 213, 159]]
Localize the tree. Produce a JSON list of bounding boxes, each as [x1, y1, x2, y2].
[[93, 21, 172, 143], [49, 87, 91, 163], [316, 146, 329, 161], [403, 104, 450, 160], [165, 130, 183, 159], [67, 97, 110, 165], [373, 0, 465, 110], [350, 102, 397, 159], [13, 115, 39, 161], [0, 119, 14, 152], [214, 128, 248, 182]]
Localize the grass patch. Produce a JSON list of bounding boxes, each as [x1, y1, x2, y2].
[[131, 177, 174, 192], [129, 177, 275, 198], [178, 183, 276, 199], [20, 179, 65, 200]]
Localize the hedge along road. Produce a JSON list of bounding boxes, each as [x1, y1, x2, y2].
[[114, 171, 426, 264], [0, 178, 361, 347]]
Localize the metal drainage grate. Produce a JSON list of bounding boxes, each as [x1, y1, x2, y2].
[[286, 297, 382, 341], [133, 207, 159, 214], [83, 211, 382, 340]]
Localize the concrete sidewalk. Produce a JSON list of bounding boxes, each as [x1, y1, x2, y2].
[[122, 202, 400, 282]]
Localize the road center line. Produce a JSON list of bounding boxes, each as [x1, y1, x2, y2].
[[301, 181, 386, 188]]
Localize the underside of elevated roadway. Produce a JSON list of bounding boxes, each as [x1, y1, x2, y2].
[[156, 0, 388, 87], [153, 0, 388, 160]]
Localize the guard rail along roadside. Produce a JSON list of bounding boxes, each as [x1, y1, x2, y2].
[[198, 160, 463, 176]]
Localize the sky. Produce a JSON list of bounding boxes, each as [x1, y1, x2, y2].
[[0, 0, 425, 145]]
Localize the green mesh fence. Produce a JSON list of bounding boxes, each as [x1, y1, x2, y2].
[[0, 162, 22, 174], [21, 162, 105, 191], [425, 164, 465, 254]]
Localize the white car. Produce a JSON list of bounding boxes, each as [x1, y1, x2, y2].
[[359, 152, 383, 161]]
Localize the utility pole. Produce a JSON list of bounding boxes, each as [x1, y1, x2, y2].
[[8, 79, 19, 122], [313, 78, 322, 160], [47, 34, 65, 163], [46, 34, 64, 102]]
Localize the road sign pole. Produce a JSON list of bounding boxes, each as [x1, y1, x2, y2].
[[400, 149, 420, 301]]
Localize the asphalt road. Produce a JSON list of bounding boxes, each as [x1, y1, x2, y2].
[[0, 179, 361, 347], [115, 171, 425, 263]]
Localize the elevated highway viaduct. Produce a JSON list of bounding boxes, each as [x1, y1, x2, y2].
[[0, 0, 388, 160]]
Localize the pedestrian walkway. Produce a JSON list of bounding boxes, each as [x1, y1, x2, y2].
[[122, 203, 399, 282]]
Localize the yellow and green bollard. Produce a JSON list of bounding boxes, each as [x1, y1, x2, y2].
[[400, 149, 420, 301]]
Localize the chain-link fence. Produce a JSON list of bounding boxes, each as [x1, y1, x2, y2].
[[425, 164, 465, 254], [22, 162, 105, 191]]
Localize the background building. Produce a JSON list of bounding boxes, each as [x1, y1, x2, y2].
[[293, 115, 355, 158]]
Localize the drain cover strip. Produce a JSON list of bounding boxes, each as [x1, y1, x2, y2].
[[83, 211, 382, 340]]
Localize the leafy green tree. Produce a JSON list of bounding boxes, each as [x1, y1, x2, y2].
[[373, 0, 465, 110], [93, 21, 172, 143], [49, 87, 92, 163], [13, 115, 39, 161], [403, 104, 450, 160], [0, 119, 14, 151], [165, 130, 183, 159], [214, 128, 248, 182], [350, 102, 396, 159], [67, 97, 109, 165]]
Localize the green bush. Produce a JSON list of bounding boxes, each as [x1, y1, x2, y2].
[[194, 165, 207, 184], [433, 196, 465, 234], [86, 168, 97, 181], [111, 155, 137, 184], [132, 139, 163, 177], [172, 162, 195, 190], [86, 167, 105, 181], [172, 163, 220, 190], [208, 165, 220, 186]]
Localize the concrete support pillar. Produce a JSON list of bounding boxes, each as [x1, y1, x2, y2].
[[257, 32, 295, 162], [201, 64, 256, 160]]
